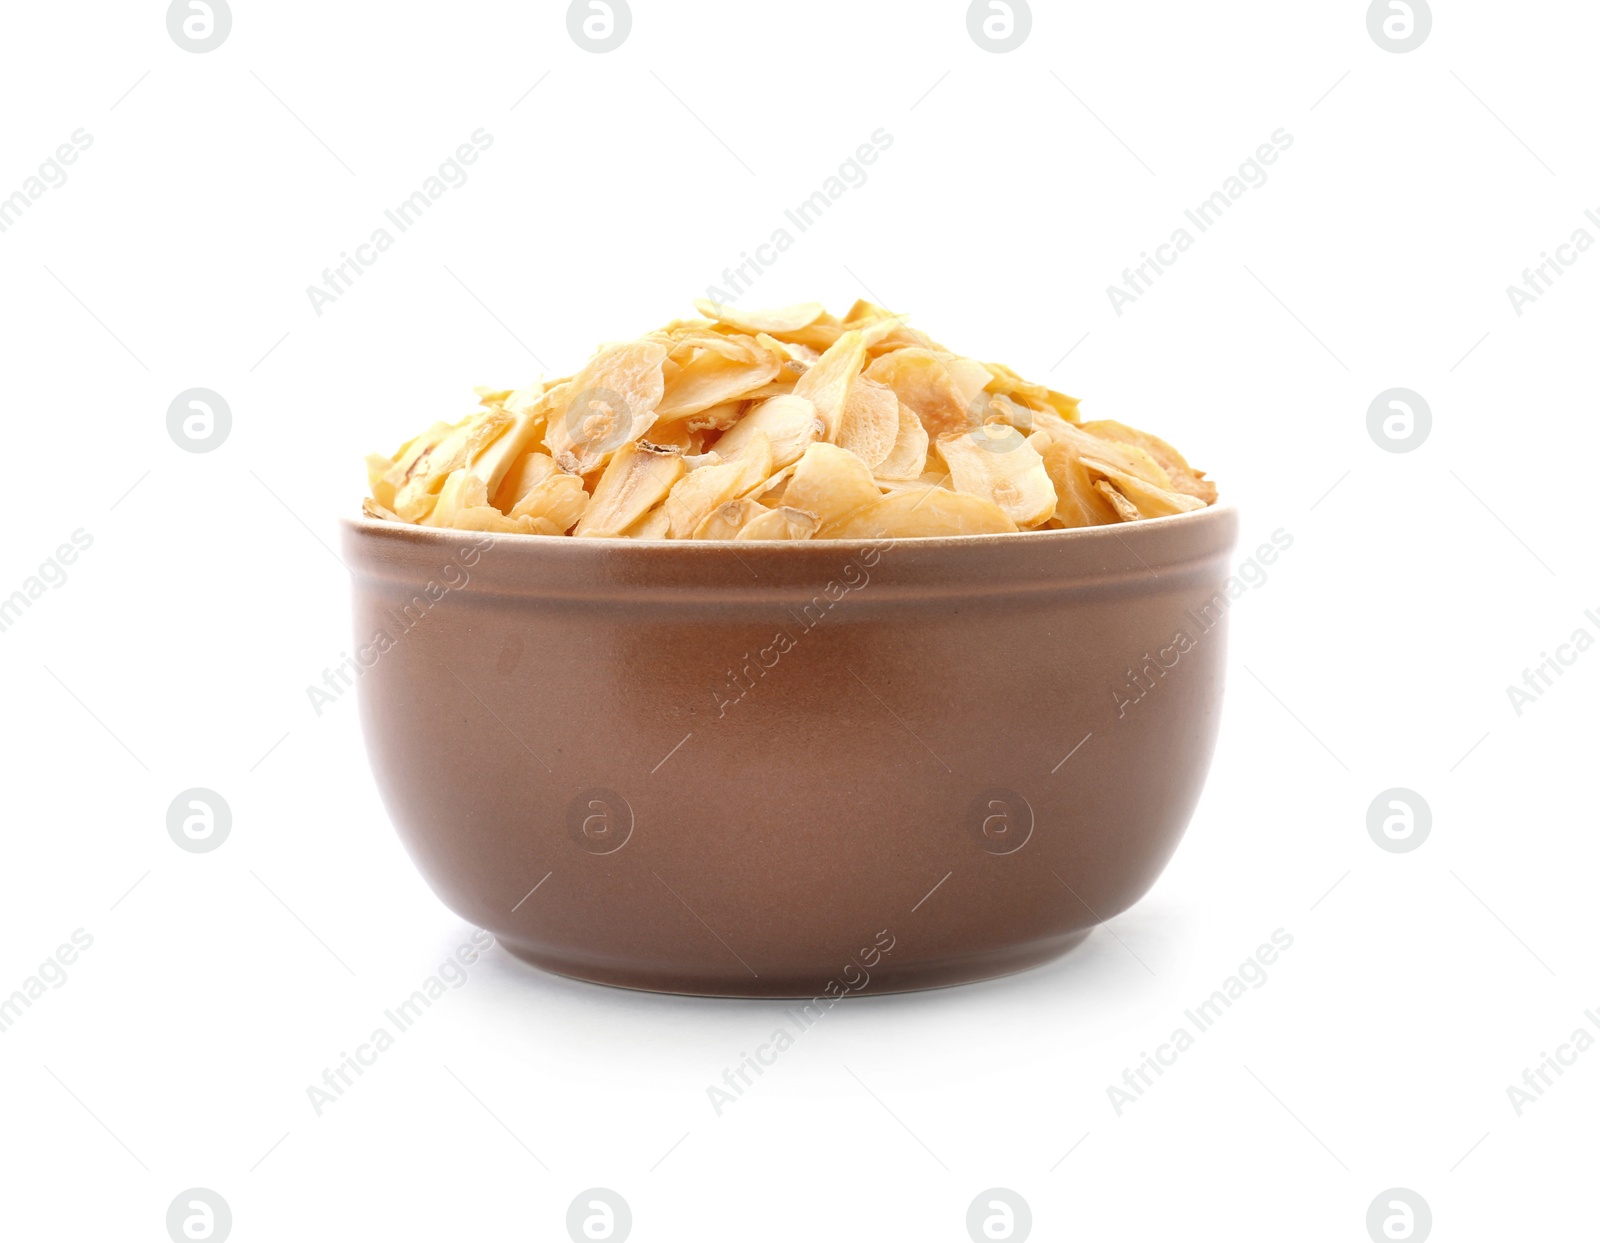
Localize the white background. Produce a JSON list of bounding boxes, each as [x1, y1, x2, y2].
[[2, 0, 1596, 1239]]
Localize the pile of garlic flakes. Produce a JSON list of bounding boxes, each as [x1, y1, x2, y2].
[[363, 299, 1215, 540]]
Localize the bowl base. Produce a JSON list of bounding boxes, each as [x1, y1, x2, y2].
[[499, 928, 1093, 999]]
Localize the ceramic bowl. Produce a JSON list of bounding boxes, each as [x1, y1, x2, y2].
[[342, 504, 1238, 997]]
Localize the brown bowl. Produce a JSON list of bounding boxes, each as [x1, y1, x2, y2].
[[341, 505, 1239, 997]]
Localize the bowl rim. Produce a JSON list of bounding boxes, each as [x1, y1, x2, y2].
[[339, 500, 1239, 552]]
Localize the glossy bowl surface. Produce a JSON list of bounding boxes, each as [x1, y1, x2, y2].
[[342, 506, 1239, 997]]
